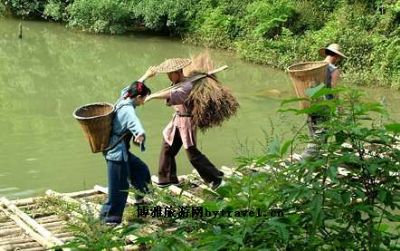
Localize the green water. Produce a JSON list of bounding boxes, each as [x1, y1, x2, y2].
[[0, 19, 399, 199]]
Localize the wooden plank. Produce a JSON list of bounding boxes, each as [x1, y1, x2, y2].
[[0, 197, 64, 247], [35, 215, 62, 224], [221, 166, 243, 177], [3, 241, 42, 250], [168, 185, 204, 204], [94, 185, 141, 205], [62, 189, 99, 198], [45, 190, 100, 212], [0, 238, 37, 246], [0, 198, 52, 249], [12, 197, 38, 207], [150, 176, 204, 203]]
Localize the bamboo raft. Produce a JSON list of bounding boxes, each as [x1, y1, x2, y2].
[[2, 148, 394, 250], [0, 166, 245, 251]]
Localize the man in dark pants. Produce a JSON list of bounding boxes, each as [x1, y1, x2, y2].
[[144, 58, 224, 189], [302, 43, 347, 159]]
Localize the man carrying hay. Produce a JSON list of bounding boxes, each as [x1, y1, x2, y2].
[[144, 54, 239, 189]]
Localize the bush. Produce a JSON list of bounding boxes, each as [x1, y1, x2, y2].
[[130, 0, 197, 35], [188, 7, 237, 49], [242, 0, 296, 39], [0, 1, 5, 16], [2, 0, 400, 87], [67, 0, 132, 34], [3, 0, 46, 18], [123, 87, 400, 250], [43, 0, 69, 21]]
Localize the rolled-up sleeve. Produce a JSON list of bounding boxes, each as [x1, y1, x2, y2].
[[120, 105, 145, 136], [168, 81, 193, 106]]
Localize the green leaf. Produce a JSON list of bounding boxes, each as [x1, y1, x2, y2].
[[280, 97, 308, 106], [268, 136, 280, 156], [366, 164, 378, 175], [385, 123, 400, 133], [327, 166, 337, 181], [377, 189, 388, 203], [341, 191, 351, 205], [304, 83, 325, 97], [309, 194, 323, 226], [280, 139, 293, 156], [268, 218, 289, 242], [376, 224, 389, 232]]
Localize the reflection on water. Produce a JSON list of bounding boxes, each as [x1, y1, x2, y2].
[[0, 19, 399, 199]]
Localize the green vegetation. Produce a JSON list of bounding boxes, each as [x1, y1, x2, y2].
[[43, 87, 399, 250], [2, 0, 399, 87], [132, 87, 400, 250]]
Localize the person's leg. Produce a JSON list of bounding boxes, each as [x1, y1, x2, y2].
[[185, 146, 224, 185], [127, 152, 151, 200], [307, 114, 318, 137], [158, 130, 182, 184], [100, 159, 129, 224], [302, 114, 327, 159]]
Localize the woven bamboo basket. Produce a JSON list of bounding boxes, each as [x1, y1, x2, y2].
[[73, 103, 114, 153], [287, 61, 328, 109]]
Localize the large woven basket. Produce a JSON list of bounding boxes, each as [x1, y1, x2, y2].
[[73, 103, 114, 153], [287, 61, 328, 109]]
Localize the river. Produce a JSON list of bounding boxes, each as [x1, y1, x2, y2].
[[0, 18, 399, 199]]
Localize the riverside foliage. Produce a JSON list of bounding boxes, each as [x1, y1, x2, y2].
[[2, 0, 399, 88], [54, 87, 400, 250]]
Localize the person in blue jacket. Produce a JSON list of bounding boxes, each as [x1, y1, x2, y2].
[[100, 80, 152, 225]]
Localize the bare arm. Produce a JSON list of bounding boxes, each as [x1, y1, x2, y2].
[[331, 69, 340, 88], [137, 66, 157, 83], [144, 89, 171, 103]]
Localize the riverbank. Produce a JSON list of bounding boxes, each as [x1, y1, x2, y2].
[[1, 0, 399, 88]]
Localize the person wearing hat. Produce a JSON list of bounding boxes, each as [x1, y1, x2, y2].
[[144, 58, 224, 189], [319, 43, 347, 100], [302, 43, 347, 159]]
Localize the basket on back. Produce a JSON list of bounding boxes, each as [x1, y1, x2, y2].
[[287, 61, 328, 109], [73, 103, 114, 153]]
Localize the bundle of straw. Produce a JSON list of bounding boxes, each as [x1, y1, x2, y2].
[[183, 52, 239, 131]]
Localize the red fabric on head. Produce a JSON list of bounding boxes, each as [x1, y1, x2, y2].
[[136, 82, 143, 94]]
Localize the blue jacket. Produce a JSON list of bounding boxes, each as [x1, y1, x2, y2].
[[104, 86, 145, 162]]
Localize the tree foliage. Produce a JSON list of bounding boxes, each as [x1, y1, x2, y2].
[[2, 0, 399, 86]]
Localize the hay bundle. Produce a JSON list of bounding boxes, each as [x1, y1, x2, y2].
[[183, 52, 239, 131]]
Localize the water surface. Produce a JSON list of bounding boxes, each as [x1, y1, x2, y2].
[[0, 19, 399, 199]]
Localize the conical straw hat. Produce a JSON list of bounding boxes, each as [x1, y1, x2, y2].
[[319, 43, 347, 58], [153, 58, 191, 73]]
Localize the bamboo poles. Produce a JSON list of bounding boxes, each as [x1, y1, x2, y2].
[[93, 185, 137, 205], [150, 65, 228, 97], [150, 175, 204, 204], [0, 198, 55, 249], [0, 197, 64, 247]]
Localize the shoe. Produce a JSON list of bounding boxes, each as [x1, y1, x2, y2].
[[153, 179, 182, 188], [301, 144, 318, 160], [170, 179, 183, 187], [105, 222, 121, 228], [103, 216, 122, 226], [211, 179, 225, 190], [133, 198, 149, 206]]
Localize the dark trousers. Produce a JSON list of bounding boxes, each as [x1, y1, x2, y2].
[[307, 114, 328, 140], [158, 128, 223, 184], [100, 152, 150, 223]]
